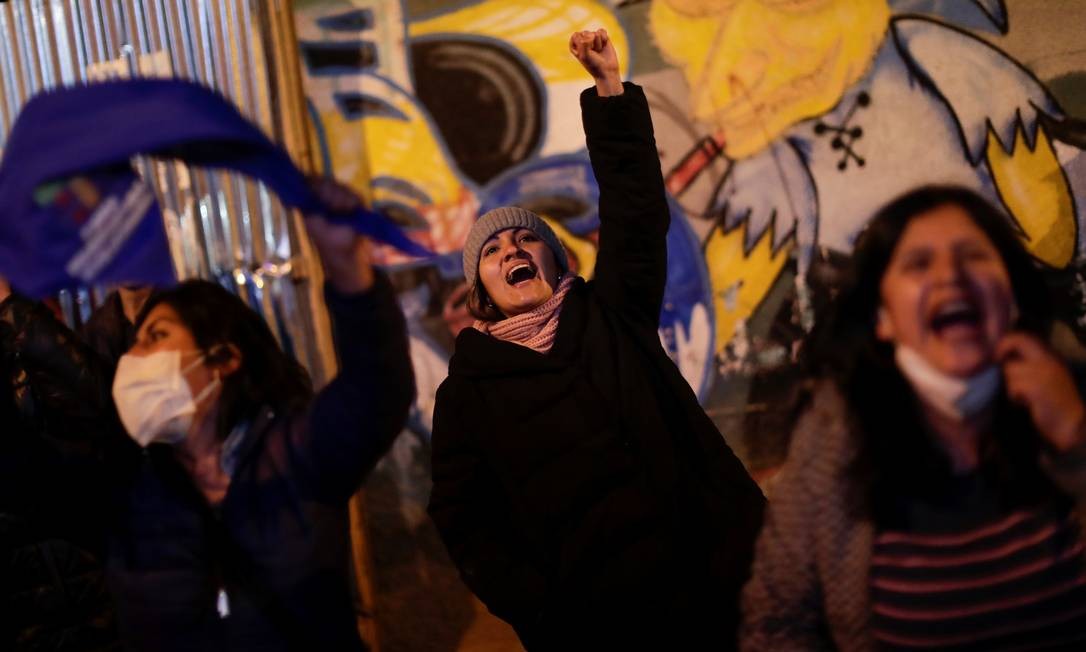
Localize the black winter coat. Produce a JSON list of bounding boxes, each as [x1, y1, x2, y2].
[[106, 278, 412, 651], [428, 84, 765, 650]]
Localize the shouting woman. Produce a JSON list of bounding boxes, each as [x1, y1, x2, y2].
[[428, 29, 765, 649], [742, 186, 1086, 650]]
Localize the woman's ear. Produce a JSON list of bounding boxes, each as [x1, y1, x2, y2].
[[875, 306, 895, 342], [207, 343, 242, 378]]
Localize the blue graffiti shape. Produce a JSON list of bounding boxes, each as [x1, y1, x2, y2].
[[372, 176, 434, 206], [481, 153, 599, 233], [892, 16, 1061, 163], [719, 139, 818, 258], [889, 0, 1007, 34], [333, 92, 409, 122], [316, 8, 374, 32]]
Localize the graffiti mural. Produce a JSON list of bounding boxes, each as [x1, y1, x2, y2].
[[293, 0, 1086, 646], [296, 0, 1086, 458], [649, 0, 1086, 363], [297, 0, 717, 445]]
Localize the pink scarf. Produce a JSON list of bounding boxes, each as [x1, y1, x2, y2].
[[474, 275, 576, 354]]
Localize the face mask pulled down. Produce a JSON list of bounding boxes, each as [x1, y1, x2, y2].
[[113, 350, 220, 447], [894, 345, 1001, 422]]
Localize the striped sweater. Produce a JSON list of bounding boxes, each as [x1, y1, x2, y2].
[[871, 502, 1086, 650], [740, 382, 1086, 652]]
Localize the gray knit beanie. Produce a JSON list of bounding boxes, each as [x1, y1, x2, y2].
[[462, 206, 568, 285]]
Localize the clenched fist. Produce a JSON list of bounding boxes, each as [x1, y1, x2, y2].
[[569, 29, 623, 97]]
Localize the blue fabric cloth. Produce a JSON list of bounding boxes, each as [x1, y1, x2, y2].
[[0, 78, 430, 297]]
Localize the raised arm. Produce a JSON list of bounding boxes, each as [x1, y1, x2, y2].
[[301, 181, 415, 501], [571, 30, 670, 328]]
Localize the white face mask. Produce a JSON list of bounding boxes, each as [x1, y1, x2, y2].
[[894, 345, 1002, 422], [112, 350, 221, 447]]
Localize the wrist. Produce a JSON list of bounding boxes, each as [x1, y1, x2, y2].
[[322, 243, 375, 295], [1050, 404, 1086, 453], [594, 75, 624, 97], [324, 266, 374, 295]]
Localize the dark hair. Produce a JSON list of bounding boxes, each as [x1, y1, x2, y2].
[[134, 280, 313, 440], [466, 280, 505, 322], [806, 185, 1057, 521]]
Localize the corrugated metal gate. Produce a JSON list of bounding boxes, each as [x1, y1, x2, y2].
[[0, 0, 384, 645], [0, 0, 336, 384]]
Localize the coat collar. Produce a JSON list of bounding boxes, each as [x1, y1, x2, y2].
[[222, 405, 280, 476], [448, 278, 587, 379]]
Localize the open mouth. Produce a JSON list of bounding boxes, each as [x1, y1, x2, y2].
[[929, 298, 983, 335], [505, 262, 537, 286]]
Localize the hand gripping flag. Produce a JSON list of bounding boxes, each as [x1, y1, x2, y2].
[[0, 78, 431, 297]]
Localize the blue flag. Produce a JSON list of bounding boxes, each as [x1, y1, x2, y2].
[[0, 78, 431, 297]]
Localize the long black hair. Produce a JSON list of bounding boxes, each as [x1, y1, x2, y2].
[[805, 185, 1057, 521], [134, 280, 313, 440]]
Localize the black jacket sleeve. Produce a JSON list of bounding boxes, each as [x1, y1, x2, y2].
[[427, 379, 549, 636], [307, 273, 415, 501], [581, 82, 670, 329]]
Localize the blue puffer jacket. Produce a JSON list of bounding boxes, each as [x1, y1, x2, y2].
[[104, 276, 414, 651], [5, 276, 413, 652]]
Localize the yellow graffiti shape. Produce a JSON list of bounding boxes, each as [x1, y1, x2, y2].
[[649, 0, 890, 159], [540, 215, 598, 279], [410, 0, 629, 83], [318, 81, 478, 253], [705, 221, 791, 350], [987, 126, 1077, 268]]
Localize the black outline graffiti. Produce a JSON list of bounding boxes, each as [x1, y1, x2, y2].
[[813, 91, 870, 171]]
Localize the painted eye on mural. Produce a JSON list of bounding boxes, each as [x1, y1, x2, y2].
[[300, 41, 378, 75], [314, 8, 374, 32], [333, 94, 407, 121], [410, 38, 544, 186], [377, 204, 430, 230]]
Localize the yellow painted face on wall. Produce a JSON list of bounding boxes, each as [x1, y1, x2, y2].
[[650, 0, 890, 159]]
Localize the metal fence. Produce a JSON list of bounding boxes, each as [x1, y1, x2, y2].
[[0, 0, 336, 384], [0, 1, 387, 644]]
